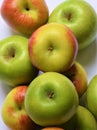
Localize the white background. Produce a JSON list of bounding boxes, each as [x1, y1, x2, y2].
[[0, 0, 97, 129]]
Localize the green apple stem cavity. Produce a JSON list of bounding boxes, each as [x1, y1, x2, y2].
[[25, 72, 79, 126], [4, 46, 16, 61]]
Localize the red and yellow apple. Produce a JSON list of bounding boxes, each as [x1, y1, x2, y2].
[[1, 0, 49, 37], [63, 61, 88, 97], [1, 85, 39, 130], [28, 23, 78, 73]]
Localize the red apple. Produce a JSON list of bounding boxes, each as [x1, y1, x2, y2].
[[28, 23, 78, 73], [63, 61, 88, 97], [1, 85, 39, 130], [1, 0, 49, 37]]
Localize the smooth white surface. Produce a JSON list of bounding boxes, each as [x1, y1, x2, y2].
[[0, 0, 97, 129]]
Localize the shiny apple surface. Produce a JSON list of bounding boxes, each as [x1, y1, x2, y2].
[[0, 0, 97, 129]]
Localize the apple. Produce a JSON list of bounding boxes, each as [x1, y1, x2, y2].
[[42, 127, 64, 130], [74, 105, 97, 130], [1, 85, 39, 130], [0, 35, 39, 87], [28, 23, 78, 73], [48, 0, 97, 50], [86, 75, 97, 119], [1, 0, 49, 37], [63, 61, 88, 97], [56, 105, 97, 130], [61, 105, 97, 130], [25, 72, 79, 126]]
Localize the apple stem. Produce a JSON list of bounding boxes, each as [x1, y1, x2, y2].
[[48, 91, 54, 99], [48, 45, 54, 52], [65, 13, 72, 21]]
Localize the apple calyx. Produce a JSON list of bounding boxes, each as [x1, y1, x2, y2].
[[18, 105, 22, 111], [48, 45, 54, 52]]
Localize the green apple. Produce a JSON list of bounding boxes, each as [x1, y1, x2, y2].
[[74, 105, 97, 130], [28, 23, 78, 73], [25, 72, 79, 126], [62, 105, 97, 130], [1, 86, 39, 130], [1, 0, 49, 37], [0, 35, 39, 87], [63, 61, 88, 97], [48, 0, 97, 50], [86, 75, 97, 119]]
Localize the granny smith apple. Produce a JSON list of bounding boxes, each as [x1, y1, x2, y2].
[[48, 0, 97, 50], [62, 105, 97, 130], [86, 75, 97, 119], [1, 0, 49, 37], [63, 61, 88, 97], [74, 105, 97, 130], [1, 86, 39, 130], [25, 72, 79, 126], [0, 35, 38, 87], [28, 23, 78, 73]]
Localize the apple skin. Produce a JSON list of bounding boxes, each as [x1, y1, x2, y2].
[[63, 61, 88, 97], [61, 105, 97, 130], [42, 127, 64, 130], [0, 35, 39, 87], [1, 0, 49, 37], [86, 75, 97, 119], [74, 105, 97, 130], [25, 72, 79, 126], [62, 105, 97, 130], [28, 23, 78, 73], [48, 0, 97, 50], [1, 86, 39, 130]]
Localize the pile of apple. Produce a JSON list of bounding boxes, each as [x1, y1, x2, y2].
[[0, 0, 97, 130]]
